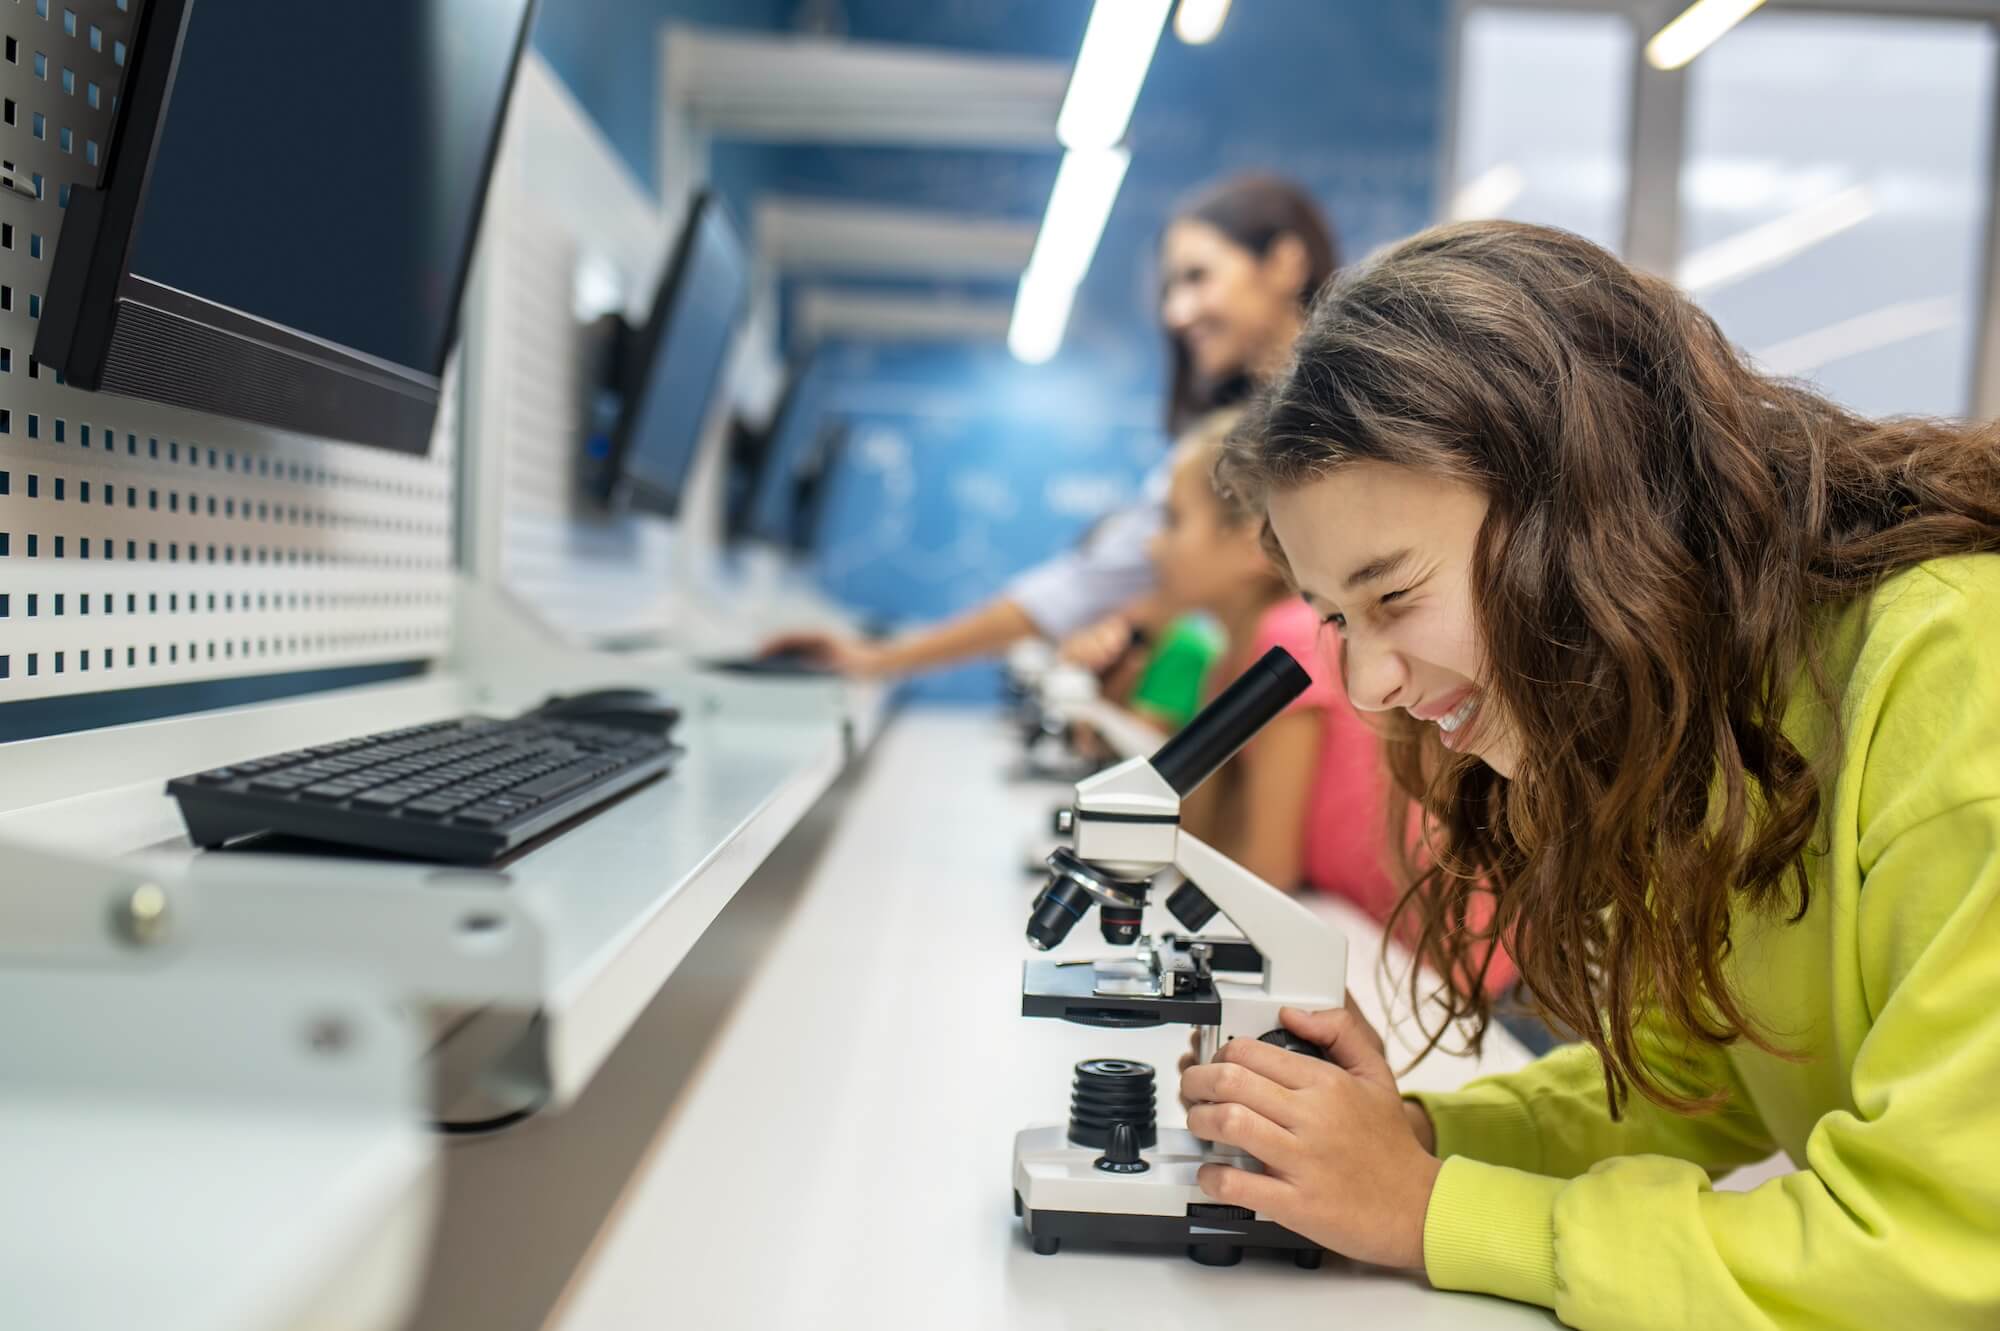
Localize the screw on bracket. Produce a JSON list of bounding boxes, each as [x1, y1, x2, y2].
[[305, 1016, 354, 1056], [114, 883, 170, 947]]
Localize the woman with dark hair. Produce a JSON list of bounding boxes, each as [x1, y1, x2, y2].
[[1179, 219, 2000, 1326], [1161, 172, 1339, 435], [761, 173, 1337, 677]]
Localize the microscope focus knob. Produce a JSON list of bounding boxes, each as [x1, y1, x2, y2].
[[1259, 1029, 1330, 1061], [1052, 808, 1074, 837], [1093, 1120, 1149, 1174]]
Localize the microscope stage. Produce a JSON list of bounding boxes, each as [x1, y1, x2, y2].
[[1020, 958, 1222, 1028]]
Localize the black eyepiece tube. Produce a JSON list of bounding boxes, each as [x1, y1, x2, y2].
[[1148, 646, 1312, 797]]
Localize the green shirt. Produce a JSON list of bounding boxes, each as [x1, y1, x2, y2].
[[1128, 614, 1223, 731], [1410, 555, 2000, 1328]]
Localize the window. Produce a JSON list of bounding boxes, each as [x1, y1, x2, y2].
[[1677, 13, 1997, 416], [1450, 8, 1635, 252], [1452, 3, 2000, 416]]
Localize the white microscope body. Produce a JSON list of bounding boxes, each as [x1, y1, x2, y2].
[[1011, 647, 1349, 1266]]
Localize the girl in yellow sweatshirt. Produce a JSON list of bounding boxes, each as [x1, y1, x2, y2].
[[1176, 219, 2000, 1328]]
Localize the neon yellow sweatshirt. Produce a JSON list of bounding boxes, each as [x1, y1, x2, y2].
[[1408, 555, 2000, 1329]]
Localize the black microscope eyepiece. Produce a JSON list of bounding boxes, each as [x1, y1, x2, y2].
[[1148, 646, 1311, 796]]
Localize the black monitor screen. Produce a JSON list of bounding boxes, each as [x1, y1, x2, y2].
[[610, 193, 750, 515], [124, 0, 530, 377], [789, 420, 850, 554], [744, 367, 824, 545], [726, 356, 812, 541]]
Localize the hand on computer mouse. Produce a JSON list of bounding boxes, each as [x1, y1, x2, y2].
[[757, 631, 887, 676], [1178, 1004, 1441, 1270]]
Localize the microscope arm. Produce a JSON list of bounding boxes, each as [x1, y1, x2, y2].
[[1172, 832, 1348, 1004]]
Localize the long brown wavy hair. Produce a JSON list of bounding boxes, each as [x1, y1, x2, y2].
[[1220, 220, 2000, 1113]]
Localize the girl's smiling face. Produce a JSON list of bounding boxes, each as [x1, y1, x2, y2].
[[1265, 462, 1521, 777]]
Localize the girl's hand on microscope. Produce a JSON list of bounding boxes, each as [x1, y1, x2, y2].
[[1059, 613, 1137, 674], [1177, 1004, 1441, 1271], [1175, 990, 1391, 1112]]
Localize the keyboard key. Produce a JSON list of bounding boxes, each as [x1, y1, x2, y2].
[[451, 807, 508, 827], [402, 800, 457, 818], [300, 783, 353, 801], [195, 768, 238, 783], [352, 789, 409, 809], [509, 761, 609, 804]]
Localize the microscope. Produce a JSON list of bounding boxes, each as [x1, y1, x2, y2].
[[1011, 646, 1350, 1267], [1005, 628, 1159, 784]]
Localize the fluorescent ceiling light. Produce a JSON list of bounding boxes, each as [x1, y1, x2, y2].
[[1449, 163, 1525, 221], [1056, 0, 1172, 149], [1009, 148, 1131, 363], [1008, 266, 1080, 364], [1174, 0, 1232, 45], [1646, 0, 1766, 71], [1022, 147, 1131, 289], [1677, 184, 1875, 294], [1753, 297, 1958, 375]]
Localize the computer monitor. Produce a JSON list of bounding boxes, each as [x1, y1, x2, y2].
[[724, 355, 814, 543], [787, 418, 851, 556], [741, 373, 829, 548], [34, 0, 536, 456], [590, 192, 751, 516]]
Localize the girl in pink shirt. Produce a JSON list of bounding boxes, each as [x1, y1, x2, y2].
[[1147, 412, 1516, 996]]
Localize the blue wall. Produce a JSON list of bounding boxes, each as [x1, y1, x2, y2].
[[804, 340, 1163, 699]]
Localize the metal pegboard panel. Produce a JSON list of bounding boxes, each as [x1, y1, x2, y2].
[[0, 0, 455, 704], [463, 54, 707, 642]]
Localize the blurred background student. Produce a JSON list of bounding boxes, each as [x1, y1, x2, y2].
[[762, 173, 1337, 679], [1140, 408, 1385, 902]]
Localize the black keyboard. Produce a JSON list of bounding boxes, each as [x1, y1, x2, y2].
[[167, 715, 681, 864]]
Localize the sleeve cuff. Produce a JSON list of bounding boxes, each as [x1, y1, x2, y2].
[[1423, 1155, 1564, 1310], [1407, 1086, 1545, 1173], [1006, 561, 1096, 639]]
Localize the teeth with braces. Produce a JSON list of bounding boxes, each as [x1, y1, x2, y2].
[[1436, 694, 1479, 734]]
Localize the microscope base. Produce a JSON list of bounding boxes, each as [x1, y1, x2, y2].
[[1012, 1124, 1324, 1266]]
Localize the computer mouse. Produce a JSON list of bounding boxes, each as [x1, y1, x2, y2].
[[533, 688, 682, 736]]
